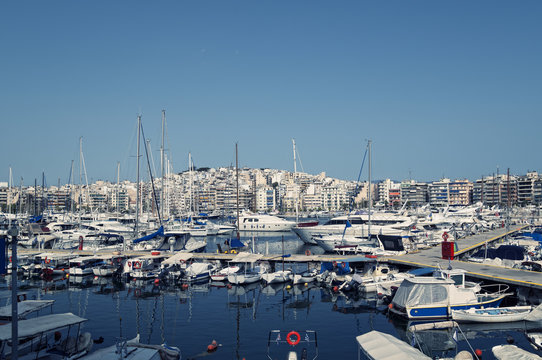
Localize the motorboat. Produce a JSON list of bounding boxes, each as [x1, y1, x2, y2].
[[292, 213, 415, 245], [451, 304, 542, 323], [211, 265, 241, 281], [389, 269, 510, 320], [183, 262, 217, 283], [492, 345, 542, 360], [237, 214, 295, 232], [68, 256, 102, 276], [292, 268, 318, 285], [227, 253, 266, 285], [261, 269, 292, 285], [0, 313, 93, 359], [356, 330, 432, 360], [81, 334, 180, 360]]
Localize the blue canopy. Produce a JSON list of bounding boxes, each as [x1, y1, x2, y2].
[[133, 226, 164, 244], [29, 215, 42, 223], [226, 237, 246, 249], [321, 261, 351, 275]]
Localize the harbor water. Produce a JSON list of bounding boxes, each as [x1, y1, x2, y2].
[[4, 231, 542, 359]]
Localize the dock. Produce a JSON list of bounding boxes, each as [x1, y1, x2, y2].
[[386, 225, 542, 290]]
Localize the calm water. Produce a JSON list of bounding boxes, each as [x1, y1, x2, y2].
[[4, 231, 542, 359]]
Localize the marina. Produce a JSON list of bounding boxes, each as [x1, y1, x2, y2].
[[1, 217, 542, 359]]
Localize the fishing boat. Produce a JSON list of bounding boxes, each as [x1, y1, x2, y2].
[[81, 334, 181, 360], [451, 304, 542, 323], [389, 268, 510, 320]]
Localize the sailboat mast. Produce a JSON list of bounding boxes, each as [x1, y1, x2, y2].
[[161, 110, 165, 218], [135, 115, 141, 236], [368, 140, 372, 239], [236, 143, 240, 240], [116, 162, 120, 214], [8, 167, 12, 227], [292, 138, 298, 222], [189, 152, 192, 215]]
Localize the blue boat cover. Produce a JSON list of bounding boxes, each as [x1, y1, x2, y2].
[[226, 238, 246, 249], [320, 261, 350, 275], [133, 226, 164, 244], [29, 215, 42, 223]]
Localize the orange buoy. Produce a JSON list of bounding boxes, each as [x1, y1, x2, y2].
[[207, 340, 218, 352]]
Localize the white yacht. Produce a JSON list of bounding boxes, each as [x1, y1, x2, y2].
[[292, 213, 415, 245], [237, 214, 295, 232]]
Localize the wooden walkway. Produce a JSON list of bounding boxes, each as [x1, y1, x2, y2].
[[386, 225, 542, 290]]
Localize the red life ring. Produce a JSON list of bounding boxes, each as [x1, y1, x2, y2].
[[332, 261, 337, 267], [45, 258, 51, 264], [179, 259, 186, 264], [133, 261, 142, 269], [305, 250, 311, 256], [286, 331, 301, 346], [127, 261, 132, 268], [442, 232, 449, 241], [341, 262, 346, 268], [134, 288, 141, 297]]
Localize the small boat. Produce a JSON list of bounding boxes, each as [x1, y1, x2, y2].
[[0, 299, 54, 320], [492, 344, 542, 360], [226, 253, 265, 285], [292, 269, 318, 285], [261, 269, 292, 285], [211, 265, 240, 281], [356, 330, 432, 360], [81, 334, 181, 360], [452, 305, 542, 323], [183, 262, 217, 283]]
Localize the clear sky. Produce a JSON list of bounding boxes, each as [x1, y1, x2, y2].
[[1, 1, 541, 185]]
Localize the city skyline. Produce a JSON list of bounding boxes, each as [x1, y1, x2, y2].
[[2, 1, 541, 184]]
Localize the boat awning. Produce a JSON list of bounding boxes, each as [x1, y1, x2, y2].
[[0, 300, 55, 320], [356, 330, 431, 360], [69, 256, 97, 263], [162, 252, 194, 265], [0, 313, 87, 341], [231, 253, 263, 263]]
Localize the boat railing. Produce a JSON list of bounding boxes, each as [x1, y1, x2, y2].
[[479, 283, 510, 296]]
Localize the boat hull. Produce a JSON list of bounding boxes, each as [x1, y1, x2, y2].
[[390, 295, 508, 320]]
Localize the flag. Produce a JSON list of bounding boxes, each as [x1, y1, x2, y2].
[[452, 328, 458, 342]]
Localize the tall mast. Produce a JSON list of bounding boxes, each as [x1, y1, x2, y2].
[[292, 138, 298, 222], [189, 152, 192, 214], [116, 161, 120, 214], [135, 115, 141, 236], [8, 167, 12, 227], [236, 143, 240, 240], [161, 110, 165, 218], [368, 140, 372, 239]]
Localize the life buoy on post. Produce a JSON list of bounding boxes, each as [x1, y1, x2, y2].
[[133, 261, 142, 269], [442, 232, 449, 241], [286, 331, 301, 346]]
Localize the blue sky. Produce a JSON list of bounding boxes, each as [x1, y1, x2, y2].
[[1, 1, 541, 185]]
